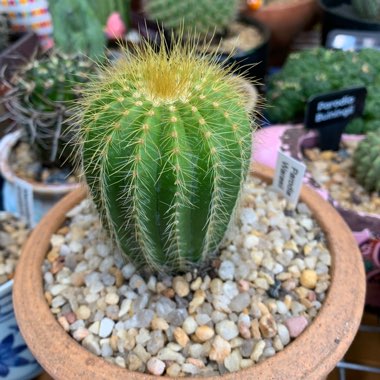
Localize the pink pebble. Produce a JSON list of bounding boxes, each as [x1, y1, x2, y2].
[[64, 312, 77, 324], [238, 279, 250, 292], [285, 316, 309, 338]]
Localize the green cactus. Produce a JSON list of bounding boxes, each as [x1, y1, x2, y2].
[[77, 38, 254, 273], [145, 0, 240, 37], [266, 48, 380, 134], [352, 0, 380, 20], [48, 0, 106, 58], [353, 131, 380, 192], [6, 51, 96, 167], [0, 14, 9, 52]]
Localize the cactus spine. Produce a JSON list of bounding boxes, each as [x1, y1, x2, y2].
[[353, 131, 380, 193], [145, 0, 240, 36], [78, 39, 253, 272], [352, 0, 380, 20]]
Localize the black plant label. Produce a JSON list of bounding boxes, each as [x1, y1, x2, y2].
[[304, 86, 367, 150]]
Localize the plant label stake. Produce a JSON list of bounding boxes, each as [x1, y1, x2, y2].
[[304, 86, 367, 151], [14, 177, 34, 228], [273, 150, 306, 206]]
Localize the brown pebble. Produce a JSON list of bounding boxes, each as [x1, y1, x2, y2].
[[109, 267, 123, 287], [71, 272, 85, 287], [57, 226, 69, 235], [51, 257, 65, 274], [259, 314, 277, 338], [47, 248, 60, 263], [251, 319, 261, 340], [195, 326, 214, 342], [162, 288, 175, 298], [44, 291, 53, 305], [110, 335, 118, 351], [174, 327, 190, 347]]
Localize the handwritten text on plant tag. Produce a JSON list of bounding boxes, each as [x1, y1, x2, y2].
[[273, 151, 306, 205], [14, 178, 34, 228]]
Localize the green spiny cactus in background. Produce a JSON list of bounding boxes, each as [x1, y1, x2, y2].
[[77, 37, 254, 273], [88, 0, 130, 26], [0, 14, 9, 52], [352, 0, 380, 20], [48, 0, 105, 58], [353, 131, 380, 193], [145, 0, 240, 37], [266, 48, 380, 134], [7, 51, 96, 167]]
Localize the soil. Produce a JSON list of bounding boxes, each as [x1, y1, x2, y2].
[[203, 21, 264, 54]]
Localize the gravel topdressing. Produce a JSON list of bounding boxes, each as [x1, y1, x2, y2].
[[42, 175, 331, 377]]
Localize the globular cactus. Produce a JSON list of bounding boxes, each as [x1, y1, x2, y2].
[[0, 14, 9, 52], [145, 0, 240, 37], [77, 38, 254, 273], [6, 51, 96, 167], [352, 131, 380, 193], [352, 0, 380, 20]]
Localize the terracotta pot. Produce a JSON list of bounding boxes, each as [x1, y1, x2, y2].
[[243, 0, 319, 65], [253, 125, 380, 310], [13, 163, 365, 379], [0, 130, 79, 225]]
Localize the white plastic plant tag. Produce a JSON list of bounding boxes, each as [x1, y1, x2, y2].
[[14, 178, 34, 228], [272, 150, 306, 206]]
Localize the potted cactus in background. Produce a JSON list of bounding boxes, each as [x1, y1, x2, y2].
[[265, 47, 380, 135], [0, 51, 97, 224], [12, 35, 365, 379], [352, 130, 380, 194], [141, 0, 270, 84], [319, 0, 380, 45]]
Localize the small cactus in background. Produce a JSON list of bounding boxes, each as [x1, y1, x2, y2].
[[48, 0, 105, 58], [5, 51, 96, 167], [352, 0, 380, 20], [0, 14, 9, 51], [353, 131, 380, 192], [145, 0, 240, 37], [77, 37, 254, 272]]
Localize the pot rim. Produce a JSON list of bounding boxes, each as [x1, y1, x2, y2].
[[13, 163, 366, 380], [0, 130, 79, 195]]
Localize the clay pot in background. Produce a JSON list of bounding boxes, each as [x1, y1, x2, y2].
[[243, 0, 320, 66]]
